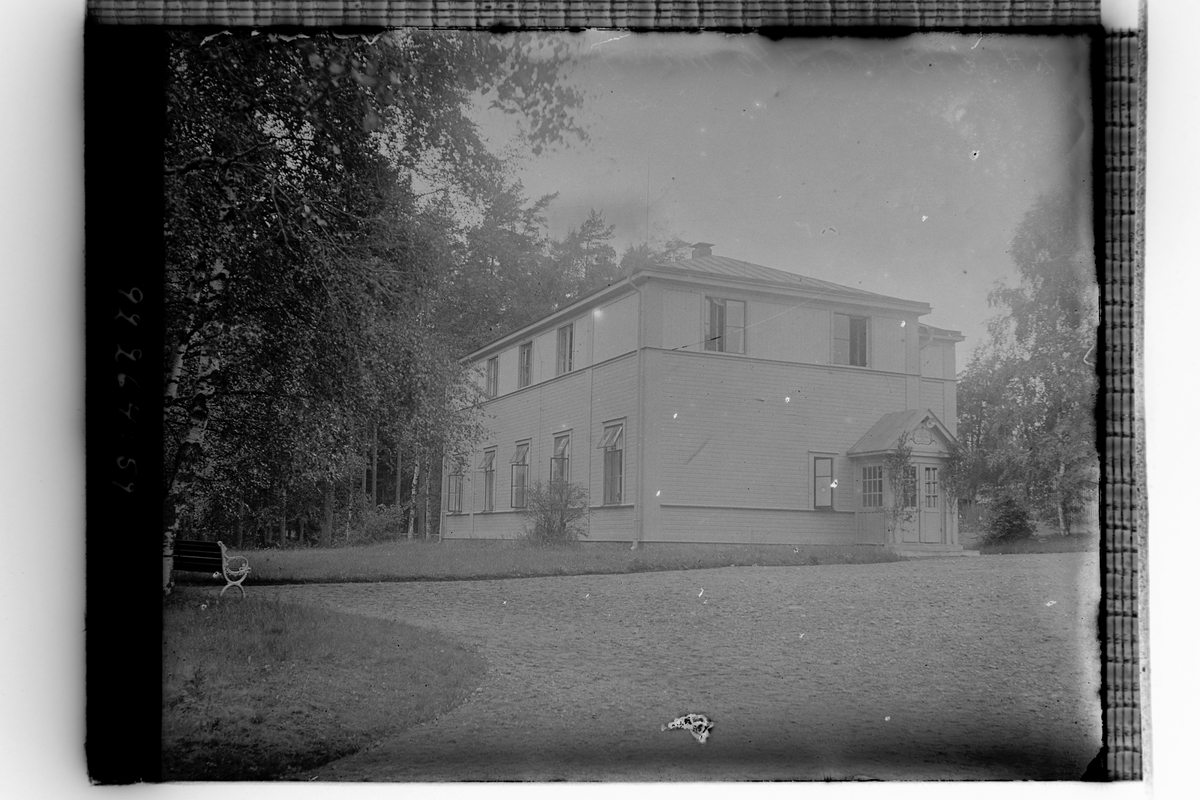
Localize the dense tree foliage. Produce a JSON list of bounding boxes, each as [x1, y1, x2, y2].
[[162, 31, 588, 585], [946, 191, 1099, 534]]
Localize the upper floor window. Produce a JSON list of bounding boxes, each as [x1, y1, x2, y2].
[[834, 314, 869, 367], [556, 323, 574, 375], [485, 357, 498, 398], [704, 297, 745, 354], [518, 342, 532, 388]]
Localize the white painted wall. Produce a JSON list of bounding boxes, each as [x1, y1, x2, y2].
[[592, 293, 639, 363]]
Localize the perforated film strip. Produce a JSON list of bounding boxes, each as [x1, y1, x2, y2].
[[87, 0, 1102, 28]]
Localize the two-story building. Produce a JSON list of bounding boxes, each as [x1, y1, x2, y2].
[[442, 244, 966, 553]]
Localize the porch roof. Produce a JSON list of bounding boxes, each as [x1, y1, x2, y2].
[[847, 408, 957, 457]]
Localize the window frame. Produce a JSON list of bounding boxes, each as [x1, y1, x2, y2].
[[899, 464, 919, 509], [550, 433, 571, 485], [833, 313, 870, 367], [704, 296, 746, 354], [814, 456, 835, 509], [447, 473, 464, 514], [518, 341, 532, 388], [485, 356, 498, 398], [556, 323, 574, 375], [478, 449, 496, 512], [923, 466, 940, 509], [862, 464, 883, 509], [510, 441, 530, 509], [598, 422, 624, 505]]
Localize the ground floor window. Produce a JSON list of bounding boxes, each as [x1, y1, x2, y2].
[[598, 423, 624, 504], [814, 456, 834, 508], [479, 450, 496, 512], [862, 465, 883, 508], [551, 433, 571, 485], [447, 474, 463, 513], [924, 466, 939, 509], [898, 465, 918, 508], [510, 442, 529, 508]]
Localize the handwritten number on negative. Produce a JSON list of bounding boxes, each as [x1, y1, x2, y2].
[[115, 345, 142, 362], [117, 287, 143, 304]]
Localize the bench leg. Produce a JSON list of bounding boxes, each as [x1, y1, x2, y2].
[[220, 581, 246, 598]]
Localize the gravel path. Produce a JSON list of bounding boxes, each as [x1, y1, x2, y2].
[[268, 553, 1100, 781]]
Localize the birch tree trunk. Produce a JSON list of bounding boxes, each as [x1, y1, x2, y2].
[[322, 481, 334, 547], [371, 422, 379, 507], [279, 486, 287, 547], [395, 447, 403, 509], [407, 457, 421, 540], [422, 454, 431, 540]]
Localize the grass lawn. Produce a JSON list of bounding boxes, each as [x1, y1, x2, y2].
[[177, 539, 906, 586], [975, 533, 1099, 555], [162, 589, 486, 781]]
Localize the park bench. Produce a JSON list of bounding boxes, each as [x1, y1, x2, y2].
[[173, 540, 251, 597]]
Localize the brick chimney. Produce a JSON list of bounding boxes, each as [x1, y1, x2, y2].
[[691, 242, 714, 258]]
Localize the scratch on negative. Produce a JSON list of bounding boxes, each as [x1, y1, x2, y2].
[[684, 438, 710, 466], [592, 33, 632, 49]]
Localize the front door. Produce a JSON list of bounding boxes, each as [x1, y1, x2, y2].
[[919, 464, 945, 543]]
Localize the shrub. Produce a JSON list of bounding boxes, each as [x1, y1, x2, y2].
[[983, 494, 1036, 543], [519, 481, 589, 545], [351, 494, 407, 542]]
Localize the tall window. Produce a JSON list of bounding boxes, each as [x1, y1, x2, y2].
[[485, 357, 498, 398], [862, 465, 883, 508], [510, 442, 529, 508], [924, 466, 940, 509], [899, 465, 918, 508], [704, 297, 745, 354], [598, 423, 624, 504], [550, 434, 570, 485], [814, 457, 834, 508], [518, 342, 532, 388], [447, 473, 463, 513], [834, 314, 869, 366], [556, 323, 574, 375], [479, 450, 496, 512]]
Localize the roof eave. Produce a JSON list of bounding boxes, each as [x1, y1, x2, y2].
[[641, 264, 933, 315], [461, 274, 648, 363]]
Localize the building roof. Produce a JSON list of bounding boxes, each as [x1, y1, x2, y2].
[[646, 254, 928, 308], [847, 408, 957, 457]]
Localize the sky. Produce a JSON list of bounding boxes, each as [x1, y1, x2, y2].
[[474, 31, 1094, 364]]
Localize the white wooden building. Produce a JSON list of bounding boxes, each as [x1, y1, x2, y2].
[[442, 244, 966, 552]]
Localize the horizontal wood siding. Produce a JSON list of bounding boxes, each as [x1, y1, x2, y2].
[[587, 355, 639, 522], [573, 312, 592, 371], [649, 350, 911, 512], [921, 378, 946, 420], [870, 316, 907, 373], [751, 301, 829, 364], [662, 289, 702, 351], [920, 342, 944, 378], [592, 294, 639, 364], [443, 354, 638, 541], [653, 506, 857, 544]]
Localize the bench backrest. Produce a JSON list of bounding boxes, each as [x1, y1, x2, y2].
[[173, 540, 224, 573]]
